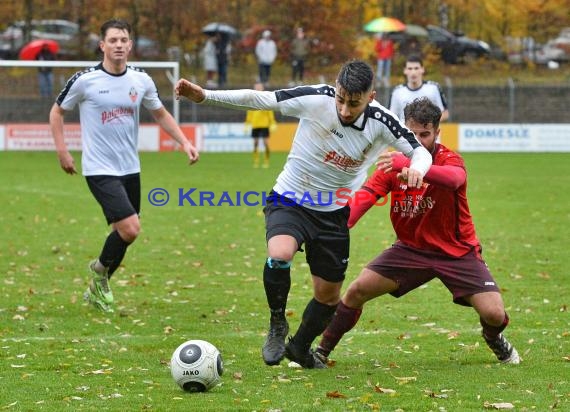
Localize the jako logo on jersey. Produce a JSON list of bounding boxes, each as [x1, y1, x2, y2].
[[129, 87, 138, 102], [484, 281, 495, 286], [330, 128, 344, 139]]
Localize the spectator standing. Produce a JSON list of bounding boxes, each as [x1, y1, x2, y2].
[[37, 43, 56, 98], [215, 33, 231, 87], [374, 33, 394, 88], [202, 37, 218, 87], [389, 55, 449, 122], [255, 30, 277, 85], [290, 27, 310, 85], [245, 82, 277, 168]]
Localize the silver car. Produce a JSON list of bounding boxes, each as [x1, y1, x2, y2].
[[0, 19, 99, 58]]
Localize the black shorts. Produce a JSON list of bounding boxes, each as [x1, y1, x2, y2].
[[263, 191, 350, 282], [251, 128, 270, 138], [86, 174, 141, 225]]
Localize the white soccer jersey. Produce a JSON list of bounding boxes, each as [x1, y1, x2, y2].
[[389, 81, 448, 122], [204, 85, 432, 211], [56, 63, 163, 176]]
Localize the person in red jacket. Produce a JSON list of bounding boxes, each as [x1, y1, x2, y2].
[[314, 96, 520, 366], [374, 33, 394, 88]]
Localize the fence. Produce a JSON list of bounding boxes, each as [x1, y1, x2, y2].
[[0, 60, 180, 123], [0, 60, 568, 124]]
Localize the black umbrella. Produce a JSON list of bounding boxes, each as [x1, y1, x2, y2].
[[202, 22, 238, 37]]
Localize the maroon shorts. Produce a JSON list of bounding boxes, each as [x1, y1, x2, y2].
[[366, 242, 500, 306]]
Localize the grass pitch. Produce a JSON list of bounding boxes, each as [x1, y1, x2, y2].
[[0, 151, 568, 411]]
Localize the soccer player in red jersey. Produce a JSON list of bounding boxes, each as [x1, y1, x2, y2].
[[315, 96, 520, 365]]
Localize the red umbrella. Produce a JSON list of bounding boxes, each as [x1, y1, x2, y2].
[[19, 39, 59, 60]]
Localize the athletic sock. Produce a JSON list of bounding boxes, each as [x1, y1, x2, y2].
[[481, 312, 510, 340], [263, 260, 291, 321], [292, 298, 338, 351], [107, 247, 128, 277], [317, 301, 362, 357], [98, 230, 131, 279]]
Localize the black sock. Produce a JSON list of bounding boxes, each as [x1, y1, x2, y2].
[[107, 247, 128, 278], [317, 301, 362, 356], [99, 230, 130, 279], [292, 298, 338, 351], [481, 312, 510, 340], [263, 260, 291, 321]]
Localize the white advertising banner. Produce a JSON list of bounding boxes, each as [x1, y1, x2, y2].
[[2, 123, 568, 153], [202, 123, 252, 152], [459, 124, 570, 152]]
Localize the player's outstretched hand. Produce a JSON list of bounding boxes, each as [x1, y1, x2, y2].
[[175, 79, 206, 103], [377, 151, 409, 174]]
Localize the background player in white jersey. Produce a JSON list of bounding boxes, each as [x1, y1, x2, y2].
[[389, 55, 449, 123], [49, 19, 199, 313], [175, 60, 432, 368]]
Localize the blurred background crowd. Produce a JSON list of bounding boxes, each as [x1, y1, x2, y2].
[[0, 0, 568, 89]]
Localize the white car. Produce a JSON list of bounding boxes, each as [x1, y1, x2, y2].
[[0, 19, 99, 58]]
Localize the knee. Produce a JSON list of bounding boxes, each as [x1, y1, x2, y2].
[[117, 221, 140, 243], [267, 251, 295, 263], [267, 235, 298, 262], [479, 305, 506, 327], [343, 281, 368, 308]]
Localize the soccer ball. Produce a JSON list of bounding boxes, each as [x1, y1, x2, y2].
[[170, 339, 223, 392]]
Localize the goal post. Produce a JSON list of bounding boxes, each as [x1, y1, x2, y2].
[[0, 60, 180, 122]]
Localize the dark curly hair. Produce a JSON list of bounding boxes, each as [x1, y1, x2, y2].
[[403, 96, 442, 128]]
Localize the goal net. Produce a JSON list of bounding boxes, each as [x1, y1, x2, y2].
[[0, 60, 180, 124]]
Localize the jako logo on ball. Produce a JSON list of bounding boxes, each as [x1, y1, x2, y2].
[[170, 339, 223, 392]]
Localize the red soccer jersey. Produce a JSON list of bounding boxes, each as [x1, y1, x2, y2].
[[363, 144, 480, 257]]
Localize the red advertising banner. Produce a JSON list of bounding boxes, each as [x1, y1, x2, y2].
[[159, 124, 202, 152], [5, 123, 81, 151]]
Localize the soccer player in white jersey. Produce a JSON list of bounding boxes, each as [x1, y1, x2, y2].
[[389, 55, 449, 123], [49, 19, 199, 313], [176, 60, 432, 368]]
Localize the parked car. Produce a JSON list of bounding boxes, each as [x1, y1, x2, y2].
[[425, 25, 491, 63], [549, 28, 570, 61], [133, 36, 160, 59], [505, 33, 569, 65], [0, 19, 98, 59], [387, 24, 491, 64]]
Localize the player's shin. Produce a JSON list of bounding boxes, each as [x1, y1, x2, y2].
[[317, 301, 363, 357], [99, 230, 131, 279], [480, 312, 509, 340], [292, 298, 338, 351], [263, 258, 291, 320]]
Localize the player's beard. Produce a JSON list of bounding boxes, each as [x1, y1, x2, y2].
[[336, 111, 354, 126]]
